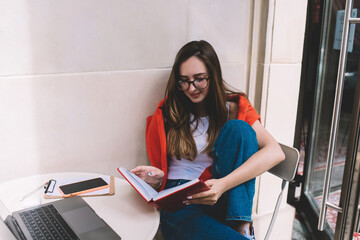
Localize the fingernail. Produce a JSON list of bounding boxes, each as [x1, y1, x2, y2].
[[187, 196, 192, 199], [182, 201, 190, 205]]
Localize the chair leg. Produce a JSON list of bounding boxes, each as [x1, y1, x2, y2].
[[264, 180, 287, 240]]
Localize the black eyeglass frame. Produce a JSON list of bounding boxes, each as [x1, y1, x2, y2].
[[176, 77, 209, 91]]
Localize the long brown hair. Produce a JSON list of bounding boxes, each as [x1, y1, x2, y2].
[[163, 40, 244, 160]]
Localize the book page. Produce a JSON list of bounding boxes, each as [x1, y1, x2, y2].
[[153, 178, 200, 201], [118, 168, 158, 201]]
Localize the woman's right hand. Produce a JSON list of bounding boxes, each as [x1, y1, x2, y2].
[[131, 166, 164, 190]]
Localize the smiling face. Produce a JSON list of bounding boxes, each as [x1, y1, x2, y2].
[[179, 56, 210, 106]]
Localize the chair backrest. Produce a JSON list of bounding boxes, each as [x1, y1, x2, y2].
[[264, 143, 300, 240], [268, 143, 300, 181]]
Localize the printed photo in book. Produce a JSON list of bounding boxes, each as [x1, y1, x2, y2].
[[117, 167, 209, 212]]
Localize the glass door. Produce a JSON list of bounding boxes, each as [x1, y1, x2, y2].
[[334, 90, 360, 239], [290, 0, 360, 239]]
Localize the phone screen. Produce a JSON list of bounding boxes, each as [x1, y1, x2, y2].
[[59, 177, 108, 195]]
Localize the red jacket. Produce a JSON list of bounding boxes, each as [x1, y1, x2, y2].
[[145, 95, 260, 190]]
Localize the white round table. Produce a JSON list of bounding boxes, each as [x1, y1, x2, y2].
[[0, 172, 160, 240]]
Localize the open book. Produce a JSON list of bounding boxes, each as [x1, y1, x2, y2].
[[117, 167, 209, 212]]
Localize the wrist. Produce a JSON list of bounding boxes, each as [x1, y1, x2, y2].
[[218, 177, 232, 193]]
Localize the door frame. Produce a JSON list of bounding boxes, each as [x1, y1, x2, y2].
[[290, 0, 360, 239]]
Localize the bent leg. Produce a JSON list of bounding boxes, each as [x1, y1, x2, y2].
[[212, 120, 258, 222], [160, 205, 249, 240]]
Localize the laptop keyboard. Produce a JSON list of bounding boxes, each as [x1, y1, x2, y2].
[[19, 204, 78, 240]]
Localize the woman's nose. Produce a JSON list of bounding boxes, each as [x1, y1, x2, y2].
[[188, 82, 197, 91]]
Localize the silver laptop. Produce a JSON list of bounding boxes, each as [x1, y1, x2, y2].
[[0, 197, 121, 240]]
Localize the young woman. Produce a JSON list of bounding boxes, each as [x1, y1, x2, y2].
[[131, 40, 285, 240]]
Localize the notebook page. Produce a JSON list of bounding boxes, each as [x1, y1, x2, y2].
[[119, 168, 158, 201]]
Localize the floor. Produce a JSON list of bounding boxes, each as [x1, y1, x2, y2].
[[290, 127, 345, 240], [292, 217, 312, 240]]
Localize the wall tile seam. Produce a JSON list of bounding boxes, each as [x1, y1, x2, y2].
[[253, 202, 293, 217], [261, 63, 271, 128], [251, 203, 295, 219], [0, 61, 250, 78], [0, 68, 173, 79], [269, 62, 303, 65], [264, 0, 276, 65], [246, 0, 256, 101], [254, 174, 261, 215], [260, 0, 276, 128]]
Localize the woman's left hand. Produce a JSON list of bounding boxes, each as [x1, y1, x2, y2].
[[185, 179, 227, 205], [131, 166, 164, 190]]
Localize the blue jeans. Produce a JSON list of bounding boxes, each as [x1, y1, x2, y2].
[[160, 120, 258, 240]]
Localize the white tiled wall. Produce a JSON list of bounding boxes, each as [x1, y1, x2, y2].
[[0, 0, 188, 75], [266, 63, 302, 145], [0, 0, 308, 239], [188, 0, 252, 63], [0, 70, 169, 180], [271, 0, 308, 63], [0, 0, 253, 182]]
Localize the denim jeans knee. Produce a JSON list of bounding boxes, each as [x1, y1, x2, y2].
[[160, 205, 249, 240], [212, 120, 258, 178], [211, 119, 258, 222]]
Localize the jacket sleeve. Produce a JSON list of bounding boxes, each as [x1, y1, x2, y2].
[[146, 115, 162, 169], [237, 96, 261, 125], [145, 103, 168, 191]]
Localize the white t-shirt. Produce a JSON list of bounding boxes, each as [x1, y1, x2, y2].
[[167, 115, 213, 180], [167, 103, 231, 180]]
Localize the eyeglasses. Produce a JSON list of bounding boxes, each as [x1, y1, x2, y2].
[[177, 77, 209, 91]]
